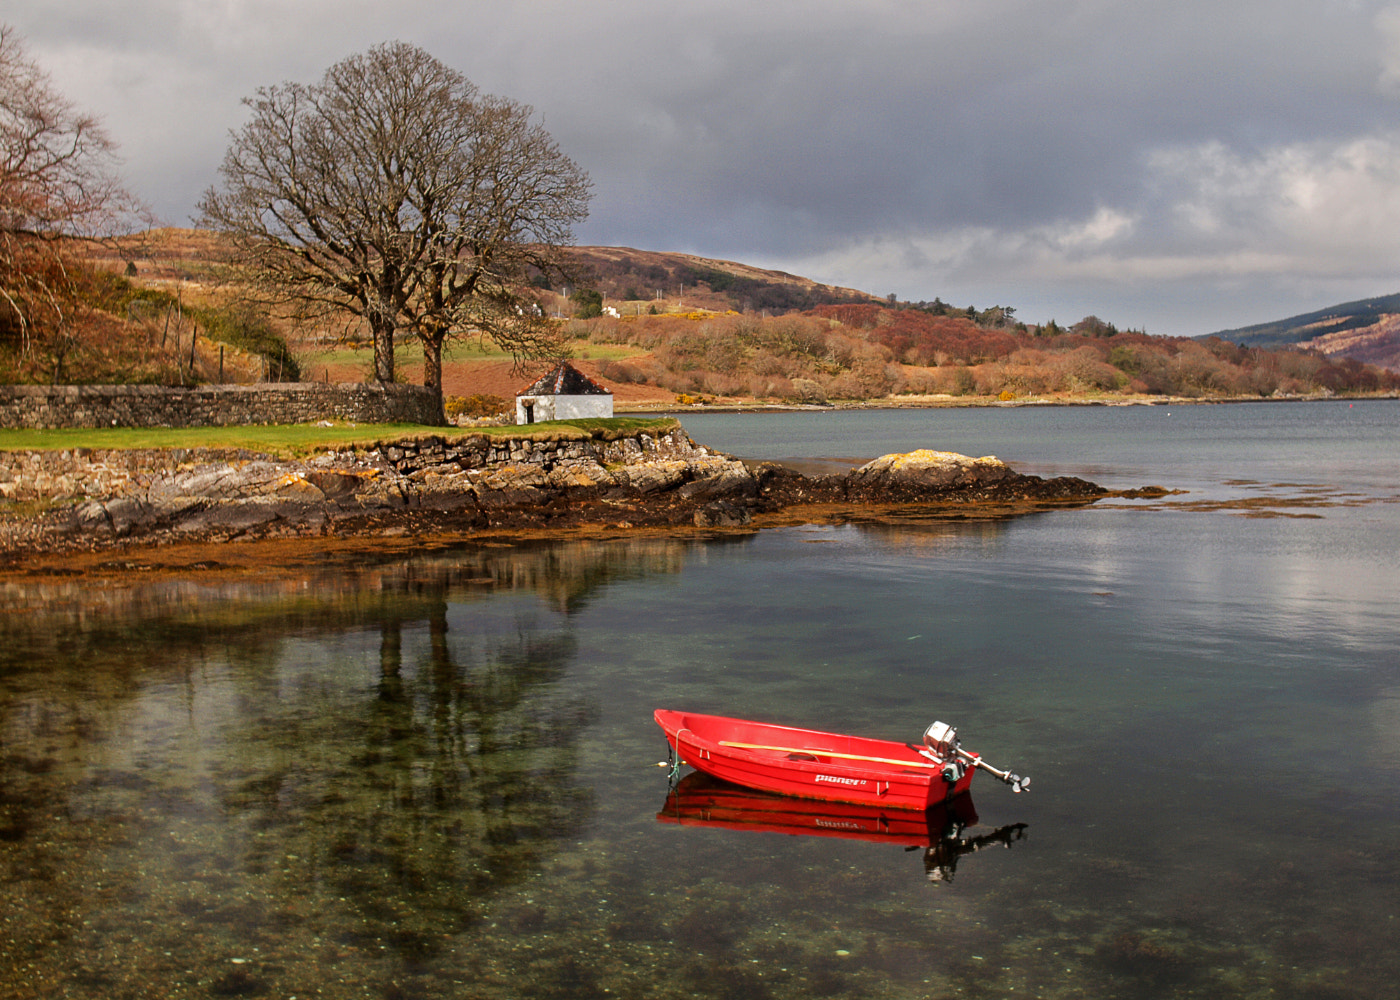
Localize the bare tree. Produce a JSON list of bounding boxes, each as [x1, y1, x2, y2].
[[199, 42, 591, 392], [0, 24, 138, 379]]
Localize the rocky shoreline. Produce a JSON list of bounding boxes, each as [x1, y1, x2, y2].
[[0, 425, 1114, 566]]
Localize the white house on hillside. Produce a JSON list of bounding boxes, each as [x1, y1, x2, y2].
[[515, 360, 614, 424]]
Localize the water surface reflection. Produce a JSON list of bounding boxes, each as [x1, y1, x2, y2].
[[1, 517, 1397, 999], [659, 772, 1029, 885], [0, 537, 727, 998]]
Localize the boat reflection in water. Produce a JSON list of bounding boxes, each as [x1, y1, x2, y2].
[[657, 771, 1028, 884]]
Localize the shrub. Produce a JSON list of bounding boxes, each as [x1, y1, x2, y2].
[[598, 359, 654, 385], [744, 374, 793, 399], [750, 351, 788, 377], [1071, 315, 1119, 338], [445, 393, 510, 418], [789, 377, 827, 403], [571, 288, 603, 318], [1050, 346, 1126, 392], [702, 334, 742, 373], [823, 372, 867, 400], [700, 372, 744, 396], [891, 368, 941, 395]]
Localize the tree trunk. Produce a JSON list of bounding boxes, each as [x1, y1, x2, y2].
[[421, 331, 445, 398], [379, 619, 402, 692], [372, 317, 395, 384]]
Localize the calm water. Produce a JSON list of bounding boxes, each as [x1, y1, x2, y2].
[[2, 401, 1398, 999]]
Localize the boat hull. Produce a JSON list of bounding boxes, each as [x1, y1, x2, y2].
[[654, 709, 976, 810], [658, 770, 980, 845]]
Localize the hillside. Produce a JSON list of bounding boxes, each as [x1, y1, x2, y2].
[[89, 233, 878, 317], [558, 246, 877, 315], [1209, 293, 1400, 372], [565, 305, 1399, 404], [6, 229, 1398, 406]]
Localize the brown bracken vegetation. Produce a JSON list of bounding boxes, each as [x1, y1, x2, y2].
[[6, 231, 1398, 404], [565, 304, 1400, 404]]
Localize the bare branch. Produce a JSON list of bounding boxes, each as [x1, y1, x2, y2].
[[1, 23, 145, 377], [199, 41, 591, 393]]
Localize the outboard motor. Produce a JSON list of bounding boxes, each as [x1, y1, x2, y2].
[[923, 721, 966, 783], [923, 721, 960, 759], [922, 720, 1031, 793]]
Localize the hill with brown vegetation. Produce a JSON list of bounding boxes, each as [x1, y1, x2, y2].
[[557, 245, 878, 315], [1210, 293, 1400, 372], [0, 228, 297, 386], [1297, 314, 1400, 370], [4, 229, 1397, 410], [556, 305, 1400, 406]]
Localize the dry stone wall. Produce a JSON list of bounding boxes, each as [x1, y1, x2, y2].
[[0, 383, 444, 429], [0, 426, 714, 504]]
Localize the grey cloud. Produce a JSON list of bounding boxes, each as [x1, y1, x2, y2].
[[8, 1, 1400, 335]]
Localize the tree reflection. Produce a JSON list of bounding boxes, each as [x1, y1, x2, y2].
[[0, 536, 729, 990], [219, 598, 596, 962]]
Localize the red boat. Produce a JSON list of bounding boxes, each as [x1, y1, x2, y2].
[[654, 709, 1028, 811], [658, 772, 1027, 883]]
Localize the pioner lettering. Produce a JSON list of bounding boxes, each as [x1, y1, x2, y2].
[[814, 774, 867, 787]]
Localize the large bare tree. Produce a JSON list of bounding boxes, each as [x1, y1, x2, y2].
[[0, 24, 137, 379], [199, 42, 591, 392]]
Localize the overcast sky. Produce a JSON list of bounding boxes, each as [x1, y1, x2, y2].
[[11, 0, 1400, 336]]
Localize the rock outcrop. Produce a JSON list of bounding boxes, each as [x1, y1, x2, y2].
[[846, 449, 1014, 495], [0, 428, 1108, 560]]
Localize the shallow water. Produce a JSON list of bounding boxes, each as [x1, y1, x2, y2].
[[1, 401, 1398, 999]]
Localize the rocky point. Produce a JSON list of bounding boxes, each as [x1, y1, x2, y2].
[[0, 426, 1110, 562]]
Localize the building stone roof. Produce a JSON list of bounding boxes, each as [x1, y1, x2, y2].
[[516, 360, 612, 397]]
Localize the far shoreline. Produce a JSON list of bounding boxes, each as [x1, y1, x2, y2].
[[613, 390, 1400, 415]]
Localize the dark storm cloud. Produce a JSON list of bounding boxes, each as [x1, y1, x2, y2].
[[10, 1, 1400, 334]]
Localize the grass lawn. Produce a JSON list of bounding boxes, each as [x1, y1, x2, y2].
[[0, 417, 682, 458]]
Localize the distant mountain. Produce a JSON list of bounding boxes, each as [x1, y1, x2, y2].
[[1208, 293, 1400, 371]]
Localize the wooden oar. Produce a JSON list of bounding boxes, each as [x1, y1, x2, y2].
[[716, 739, 1029, 792], [718, 740, 939, 769]]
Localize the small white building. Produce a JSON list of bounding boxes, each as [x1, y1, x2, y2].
[[515, 360, 614, 424]]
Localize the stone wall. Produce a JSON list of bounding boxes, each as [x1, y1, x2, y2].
[[0, 383, 445, 429], [0, 425, 708, 503], [376, 426, 699, 477]]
